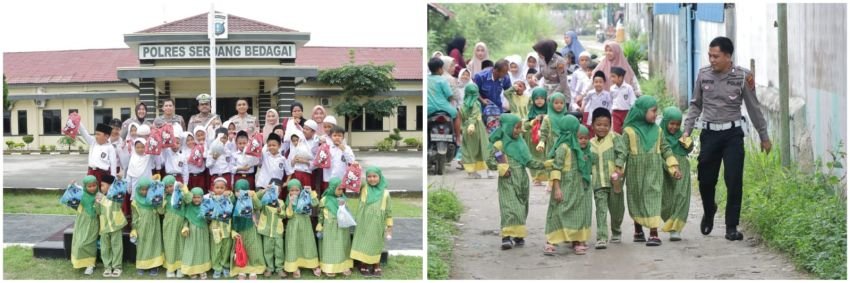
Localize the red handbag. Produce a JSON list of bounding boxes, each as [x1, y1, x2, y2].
[[189, 144, 205, 167], [62, 112, 81, 139], [160, 124, 175, 148], [531, 120, 542, 144], [342, 164, 362, 193], [245, 132, 264, 158], [145, 128, 162, 155], [313, 143, 331, 169], [233, 237, 247, 267]]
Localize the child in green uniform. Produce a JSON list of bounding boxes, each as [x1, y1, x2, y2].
[[543, 115, 593, 255], [180, 187, 211, 279], [659, 106, 693, 241], [130, 177, 164, 275], [617, 96, 682, 246], [588, 108, 627, 248], [284, 179, 321, 278], [256, 179, 286, 278], [317, 178, 354, 277], [95, 175, 126, 277], [161, 175, 185, 278], [525, 87, 549, 186], [70, 175, 99, 275], [230, 179, 265, 279], [350, 166, 393, 277], [209, 177, 233, 279], [459, 84, 490, 178], [487, 114, 546, 250], [536, 92, 568, 192]]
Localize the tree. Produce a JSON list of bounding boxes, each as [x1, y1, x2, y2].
[[317, 50, 402, 141], [3, 75, 12, 112]]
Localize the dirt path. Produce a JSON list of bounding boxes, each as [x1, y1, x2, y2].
[[429, 167, 809, 280]]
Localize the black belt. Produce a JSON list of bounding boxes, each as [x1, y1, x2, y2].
[[189, 172, 205, 177], [88, 167, 108, 172]]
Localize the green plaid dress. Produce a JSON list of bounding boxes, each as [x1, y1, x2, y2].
[[255, 192, 285, 273], [460, 101, 490, 173], [350, 188, 392, 264], [180, 189, 211, 276], [619, 127, 678, 229], [318, 197, 353, 273], [131, 201, 164, 269], [70, 204, 99, 269], [162, 193, 186, 273], [525, 117, 549, 182], [661, 153, 692, 232], [230, 194, 266, 276], [209, 198, 233, 272], [486, 141, 546, 238], [284, 191, 320, 272], [545, 144, 593, 244], [589, 133, 627, 241], [96, 197, 126, 270]]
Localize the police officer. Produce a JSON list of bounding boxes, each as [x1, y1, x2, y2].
[[227, 98, 259, 134], [187, 93, 214, 133], [683, 36, 772, 241]]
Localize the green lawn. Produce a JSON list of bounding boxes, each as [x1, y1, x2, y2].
[[3, 246, 422, 280], [3, 190, 422, 218]]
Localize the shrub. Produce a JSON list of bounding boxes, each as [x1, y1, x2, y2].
[[404, 138, 422, 149], [57, 136, 77, 151], [622, 39, 645, 78], [22, 135, 33, 144], [48, 145, 56, 151], [15, 143, 25, 150], [427, 188, 464, 279], [375, 139, 394, 151], [388, 128, 403, 148], [6, 140, 15, 149], [640, 75, 675, 110], [40, 145, 47, 152], [428, 189, 463, 222]]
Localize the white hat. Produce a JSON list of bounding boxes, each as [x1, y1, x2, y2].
[[137, 124, 151, 136], [324, 116, 337, 126], [196, 93, 211, 103], [304, 120, 319, 131]]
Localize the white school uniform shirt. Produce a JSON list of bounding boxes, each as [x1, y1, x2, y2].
[[582, 89, 614, 126], [206, 148, 232, 175], [110, 136, 128, 173], [231, 148, 259, 174], [79, 124, 118, 175], [183, 147, 205, 175], [571, 70, 592, 97], [323, 142, 356, 182], [255, 149, 292, 188], [610, 82, 637, 111], [162, 147, 189, 184], [288, 141, 315, 174]]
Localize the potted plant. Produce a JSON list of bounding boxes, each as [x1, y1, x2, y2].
[[22, 135, 33, 150]]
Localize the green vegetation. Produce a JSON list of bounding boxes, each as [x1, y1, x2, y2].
[[427, 188, 463, 279], [640, 75, 676, 110]]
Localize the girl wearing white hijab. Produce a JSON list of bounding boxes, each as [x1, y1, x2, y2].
[[468, 42, 489, 77], [505, 55, 524, 83], [454, 68, 473, 110], [522, 52, 540, 79], [125, 138, 155, 196]]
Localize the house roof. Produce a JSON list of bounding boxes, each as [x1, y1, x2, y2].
[[137, 12, 297, 33], [296, 47, 422, 80]]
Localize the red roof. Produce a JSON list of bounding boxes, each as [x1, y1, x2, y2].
[[3, 47, 422, 84], [138, 12, 297, 33]]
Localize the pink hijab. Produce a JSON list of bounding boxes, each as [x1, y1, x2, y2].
[[593, 41, 638, 90], [468, 42, 489, 77], [262, 109, 279, 143], [311, 105, 327, 136]]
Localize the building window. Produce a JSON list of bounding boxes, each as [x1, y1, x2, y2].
[[120, 107, 131, 121], [17, 110, 27, 135], [42, 109, 61, 135], [94, 108, 113, 126], [397, 106, 407, 131], [4, 111, 10, 134], [364, 111, 383, 131], [416, 106, 423, 131], [350, 114, 363, 132]]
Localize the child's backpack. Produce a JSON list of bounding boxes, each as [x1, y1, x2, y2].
[[62, 112, 81, 140], [170, 182, 184, 210], [245, 132, 264, 158], [342, 164, 362, 193], [160, 123, 175, 148], [146, 181, 165, 207], [145, 128, 163, 155], [106, 179, 127, 203], [261, 184, 279, 207], [188, 144, 205, 167], [313, 143, 332, 169], [234, 190, 254, 218], [483, 104, 502, 134], [294, 189, 312, 215], [337, 204, 357, 228], [59, 183, 84, 209]]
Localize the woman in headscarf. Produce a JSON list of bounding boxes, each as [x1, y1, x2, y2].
[[311, 105, 327, 136], [69, 175, 99, 275], [230, 179, 265, 279], [533, 40, 571, 99], [618, 96, 681, 247], [535, 92, 568, 190], [446, 36, 467, 77], [467, 42, 489, 77], [544, 115, 593, 255], [121, 102, 149, 140], [130, 177, 164, 275], [459, 84, 490, 179], [439, 56, 459, 108], [282, 102, 307, 153], [593, 40, 641, 95], [179, 186, 211, 279], [317, 178, 354, 277], [283, 179, 321, 278], [485, 114, 546, 250], [560, 31, 586, 66], [350, 166, 393, 277], [525, 87, 549, 186], [659, 106, 693, 242], [505, 54, 524, 83], [262, 109, 280, 144]]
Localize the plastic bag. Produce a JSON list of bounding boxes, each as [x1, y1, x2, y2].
[[483, 104, 502, 134], [261, 184, 279, 207], [531, 120, 542, 144], [59, 183, 83, 209], [313, 143, 331, 169], [170, 182, 184, 210], [337, 204, 357, 228], [106, 179, 127, 203], [234, 190, 254, 218], [145, 128, 162, 155], [215, 196, 234, 222], [245, 132, 264, 158], [62, 112, 81, 139], [233, 237, 247, 267], [294, 189, 312, 215], [146, 181, 165, 206], [342, 165, 362, 193], [160, 123, 175, 148], [200, 198, 217, 220], [189, 144, 205, 167]]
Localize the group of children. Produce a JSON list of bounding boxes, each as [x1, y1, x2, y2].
[[65, 104, 394, 279]]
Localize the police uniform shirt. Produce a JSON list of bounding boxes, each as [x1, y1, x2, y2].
[[684, 66, 769, 141], [187, 113, 213, 135], [610, 82, 637, 111], [154, 115, 186, 130], [534, 54, 571, 98], [79, 124, 118, 175], [228, 114, 259, 133], [255, 149, 292, 188]]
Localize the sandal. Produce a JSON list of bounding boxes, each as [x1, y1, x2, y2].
[[238, 273, 247, 280], [293, 270, 301, 279], [326, 272, 337, 277], [278, 270, 287, 278], [633, 232, 647, 242], [543, 243, 557, 256], [264, 271, 272, 277], [373, 268, 383, 277], [249, 273, 258, 280], [646, 236, 662, 246], [359, 267, 371, 277], [573, 243, 588, 255], [200, 272, 207, 279], [103, 268, 113, 277], [190, 275, 199, 279], [595, 240, 607, 249], [111, 269, 122, 277], [313, 268, 322, 277], [343, 269, 352, 276]]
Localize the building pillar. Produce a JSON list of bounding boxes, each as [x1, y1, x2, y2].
[[139, 77, 156, 122], [276, 77, 296, 118], [258, 80, 271, 125]]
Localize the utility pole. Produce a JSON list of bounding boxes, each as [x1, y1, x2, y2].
[[777, 3, 791, 167]]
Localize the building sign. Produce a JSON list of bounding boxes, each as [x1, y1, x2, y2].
[[138, 44, 296, 60], [210, 12, 228, 39]]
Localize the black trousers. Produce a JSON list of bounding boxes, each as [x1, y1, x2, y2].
[[697, 127, 745, 228]]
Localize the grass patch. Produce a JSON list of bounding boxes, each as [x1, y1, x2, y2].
[[3, 190, 421, 218], [3, 246, 422, 280], [715, 144, 846, 279], [427, 188, 463, 280]]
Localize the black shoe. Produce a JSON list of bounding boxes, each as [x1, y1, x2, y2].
[[633, 232, 646, 242], [501, 237, 513, 250], [725, 229, 744, 241], [700, 206, 716, 235], [513, 237, 525, 247], [646, 236, 662, 247]]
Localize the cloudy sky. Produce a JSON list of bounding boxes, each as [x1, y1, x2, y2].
[[0, 0, 424, 52]]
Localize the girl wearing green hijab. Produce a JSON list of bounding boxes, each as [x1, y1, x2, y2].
[[544, 115, 594, 255], [317, 178, 354, 277], [486, 114, 546, 250], [459, 84, 490, 178], [180, 187, 211, 279], [659, 106, 693, 241], [161, 175, 186, 278], [350, 166, 393, 277], [536, 92, 568, 190], [230, 179, 265, 279], [617, 95, 682, 247], [130, 177, 165, 274], [70, 175, 99, 275], [283, 179, 321, 278], [525, 87, 549, 185]]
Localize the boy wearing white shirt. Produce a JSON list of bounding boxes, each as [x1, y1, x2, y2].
[[78, 122, 118, 187], [609, 66, 637, 134], [322, 125, 356, 191], [255, 133, 293, 189], [582, 71, 614, 126], [206, 130, 233, 189], [231, 130, 260, 190]]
